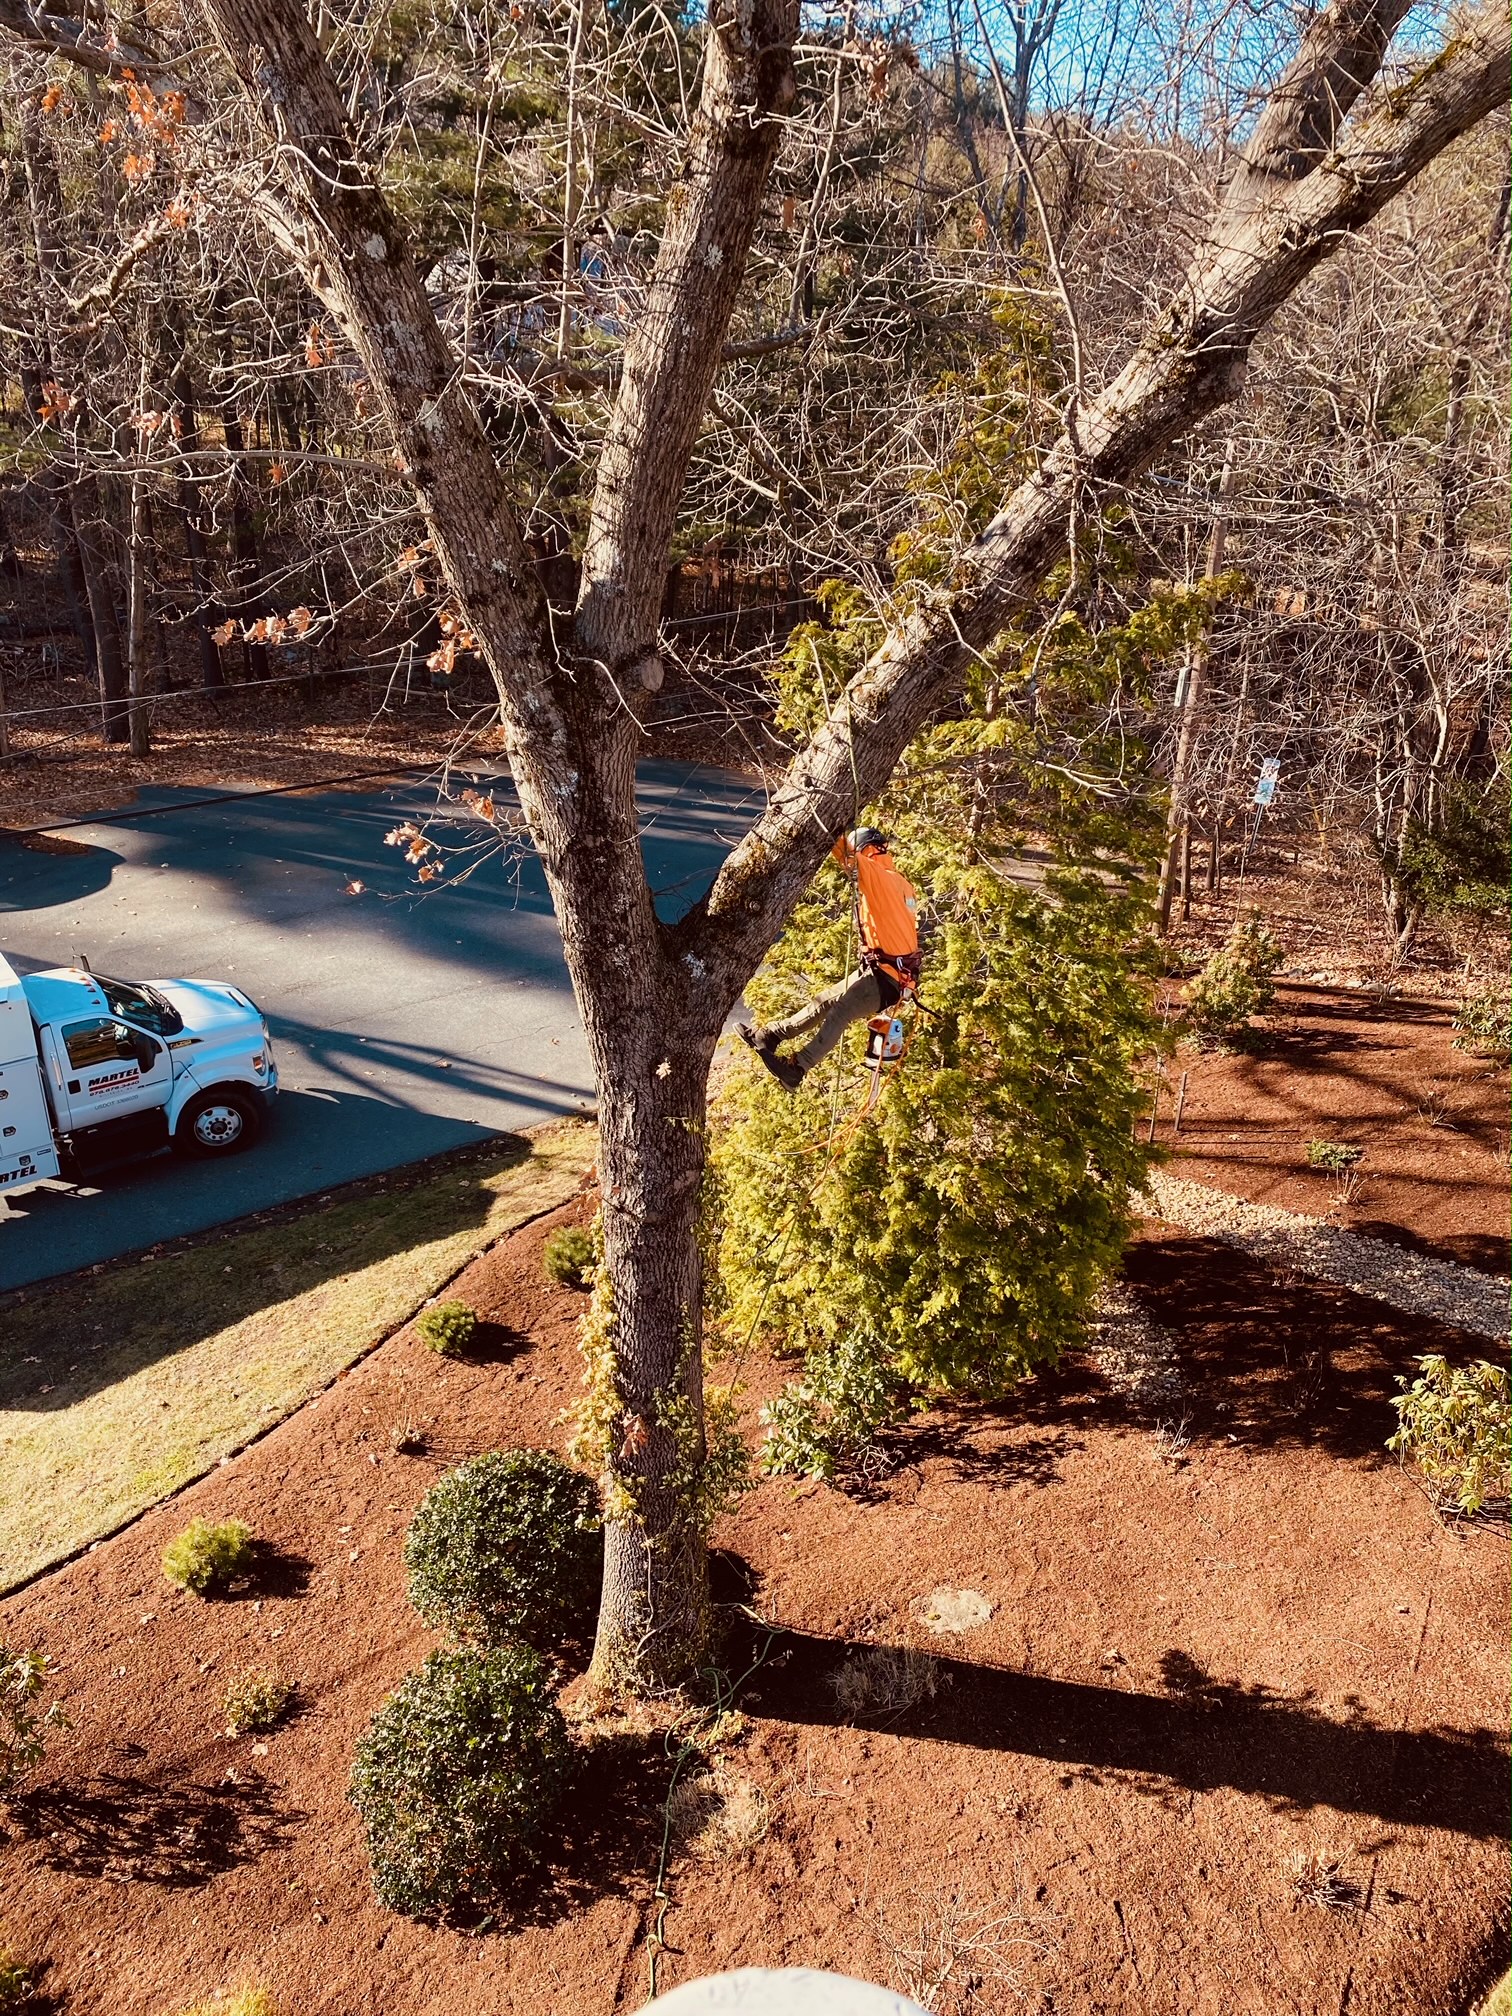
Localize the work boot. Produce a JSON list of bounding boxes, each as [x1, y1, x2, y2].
[[737, 1024, 804, 1091], [761, 1051, 805, 1091]]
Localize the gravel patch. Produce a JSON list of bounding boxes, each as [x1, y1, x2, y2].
[[1089, 1281, 1186, 1410], [1143, 1170, 1510, 1343]]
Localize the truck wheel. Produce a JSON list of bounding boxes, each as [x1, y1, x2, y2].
[[174, 1088, 261, 1157]]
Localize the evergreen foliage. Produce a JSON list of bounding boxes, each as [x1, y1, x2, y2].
[[1393, 781, 1510, 920], [709, 339, 1182, 1475], [404, 1449, 601, 1652], [349, 1644, 571, 1918], [1184, 912, 1284, 1043], [543, 1224, 596, 1290], [1452, 985, 1511, 1059], [416, 1300, 478, 1355], [161, 1517, 254, 1596]]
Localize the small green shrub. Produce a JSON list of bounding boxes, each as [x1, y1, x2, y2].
[[350, 1644, 571, 1918], [175, 1988, 281, 2016], [1, 1647, 67, 1798], [162, 1517, 254, 1596], [404, 1449, 601, 1652], [223, 1670, 296, 1737], [761, 1334, 909, 1480], [542, 1225, 595, 1290], [1393, 781, 1510, 920], [1307, 1140, 1363, 1173], [1388, 1355, 1510, 1515], [416, 1300, 477, 1356], [0, 1946, 32, 2012], [1185, 911, 1284, 1042], [1453, 987, 1511, 1060]]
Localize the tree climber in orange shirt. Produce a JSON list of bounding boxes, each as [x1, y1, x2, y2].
[[738, 827, 922, 1091]]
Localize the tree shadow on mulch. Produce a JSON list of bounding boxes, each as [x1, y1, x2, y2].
[[733, 1623, 1507, 1842], [1350, 1219, 1511, 1277], [11, 1767, 300, 1886], [1107, 1236, 1495, 1465], [836, 1413, 1083, 1504]]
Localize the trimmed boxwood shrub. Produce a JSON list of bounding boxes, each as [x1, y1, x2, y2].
[[404, 1450, 601, 1652], [349, 1645, 571, 1918]]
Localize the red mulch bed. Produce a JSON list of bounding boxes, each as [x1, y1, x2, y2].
[[2, 1179, 1505, 2016], [1161, 983, 1510, 1275]]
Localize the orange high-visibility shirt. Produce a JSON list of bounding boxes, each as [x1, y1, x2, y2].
[[833, 838, 919, 959]]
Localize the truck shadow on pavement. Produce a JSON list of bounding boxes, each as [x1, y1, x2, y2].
[[0, 1132, 535, 1414]]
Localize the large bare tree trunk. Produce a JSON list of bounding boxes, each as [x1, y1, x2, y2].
[[181, 0, 1508, 1694]]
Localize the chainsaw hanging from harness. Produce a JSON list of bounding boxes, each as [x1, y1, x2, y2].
[[861, 947, 922, 1101]]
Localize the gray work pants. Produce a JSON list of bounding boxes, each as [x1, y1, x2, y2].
[[764, 968, 884, 1077]]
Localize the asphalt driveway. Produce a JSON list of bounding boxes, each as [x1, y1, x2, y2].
[[0, 761, 760, 1290]]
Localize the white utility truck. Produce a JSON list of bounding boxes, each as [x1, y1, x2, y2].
[[0, 954, 277, 1192]]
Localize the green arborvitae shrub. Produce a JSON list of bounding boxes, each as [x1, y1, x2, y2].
[[416, 1300, 477, 1355], [1453, 986, 1511, 1060], [1306, 1141, 1363, 1173], [1184, 911, 1284, 1042], [349, 1644, 571, 1918], [1388, 1355, 1510, 1515], [223, 1670, 296, 1737], [404, 1449, 601, 1652], [705, 308, 1224, 1484], [161, 1517, 254, 1596], [714, 845, 1164, 1480], [543, 1224, 595, 1290], [0, 1647, 67, 1797]]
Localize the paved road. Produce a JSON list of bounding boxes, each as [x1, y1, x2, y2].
[[0, 762, 761, 1291]]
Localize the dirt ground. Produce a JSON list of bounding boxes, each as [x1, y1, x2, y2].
[[1, 1143, 1505, 2016], [1160, 983, 1510, 1276], [0, 680, 510, 832]]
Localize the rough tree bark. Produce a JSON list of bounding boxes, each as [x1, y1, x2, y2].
[[176, 0, 1508, 1692]]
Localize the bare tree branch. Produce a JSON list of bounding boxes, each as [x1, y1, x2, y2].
[[573, 0, 798, 679], [0, 0, 166, 75], [681, 6, 1512, 999]]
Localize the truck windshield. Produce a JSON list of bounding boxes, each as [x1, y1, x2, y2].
[[99, 975, 184, 1037]]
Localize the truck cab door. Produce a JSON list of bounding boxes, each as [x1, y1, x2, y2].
[[53, 1016, 171, 1131]]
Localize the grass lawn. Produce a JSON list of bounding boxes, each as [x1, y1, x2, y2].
[[1479, 1973, 1511, 2016], [0, 1120, 595, 1590]]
